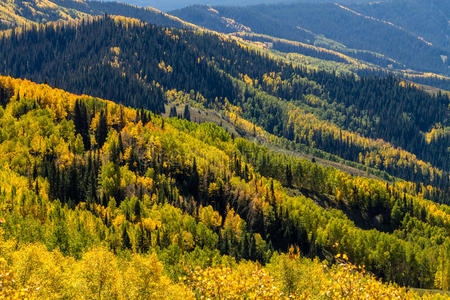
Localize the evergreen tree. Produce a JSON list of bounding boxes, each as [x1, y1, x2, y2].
[[74, 100, 91, 150], [183, 104, 190, 121], [122, 226, 132, 249], [286, 164, 293, 187], [169, 106, 177, 118], [0, 83, 13, 107], [95, 110, 108, 149], [190, 158, 200, 198], [134, 200, 142, 221], [118, 132, 124, 155]]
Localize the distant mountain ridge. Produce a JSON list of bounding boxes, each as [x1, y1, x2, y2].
[[171, 1, 450, 77], [350, 0, 449, 52], [96, 0, 378, 12]]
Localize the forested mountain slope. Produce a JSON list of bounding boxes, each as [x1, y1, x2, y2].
[[2, 0, 449, 90], [0, 0, 449, 298], [0, 16, 448, 203], [0, 75, 449, 297], [0, 0, 192, 30], [0, 0, 86, 30], [230, 31, 450, 91], [171, 2, 450, 77]]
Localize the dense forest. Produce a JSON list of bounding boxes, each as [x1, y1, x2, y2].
[[0, 16, 448, 201], [0, 75, 449, 298], [2, 0, 449, 90], [0, 7, 449, 298]]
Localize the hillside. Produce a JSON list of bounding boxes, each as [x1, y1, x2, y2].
[[0, 4, 449, 297], [171, 2, 450, 78], [0, 74, 449, 297], [0, 16, 448, 202]]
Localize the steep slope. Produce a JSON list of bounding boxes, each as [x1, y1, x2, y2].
[[171, 3, 450, 76], [0, 16, 448, 198], [0, 75, 449, 294]]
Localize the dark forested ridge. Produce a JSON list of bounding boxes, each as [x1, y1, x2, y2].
[[2, 0, 449, 89], [0, 16, 448, 197]]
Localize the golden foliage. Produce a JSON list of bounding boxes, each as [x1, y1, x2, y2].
[[185, 263, 283, 299], [0, 243, 193, 299]]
